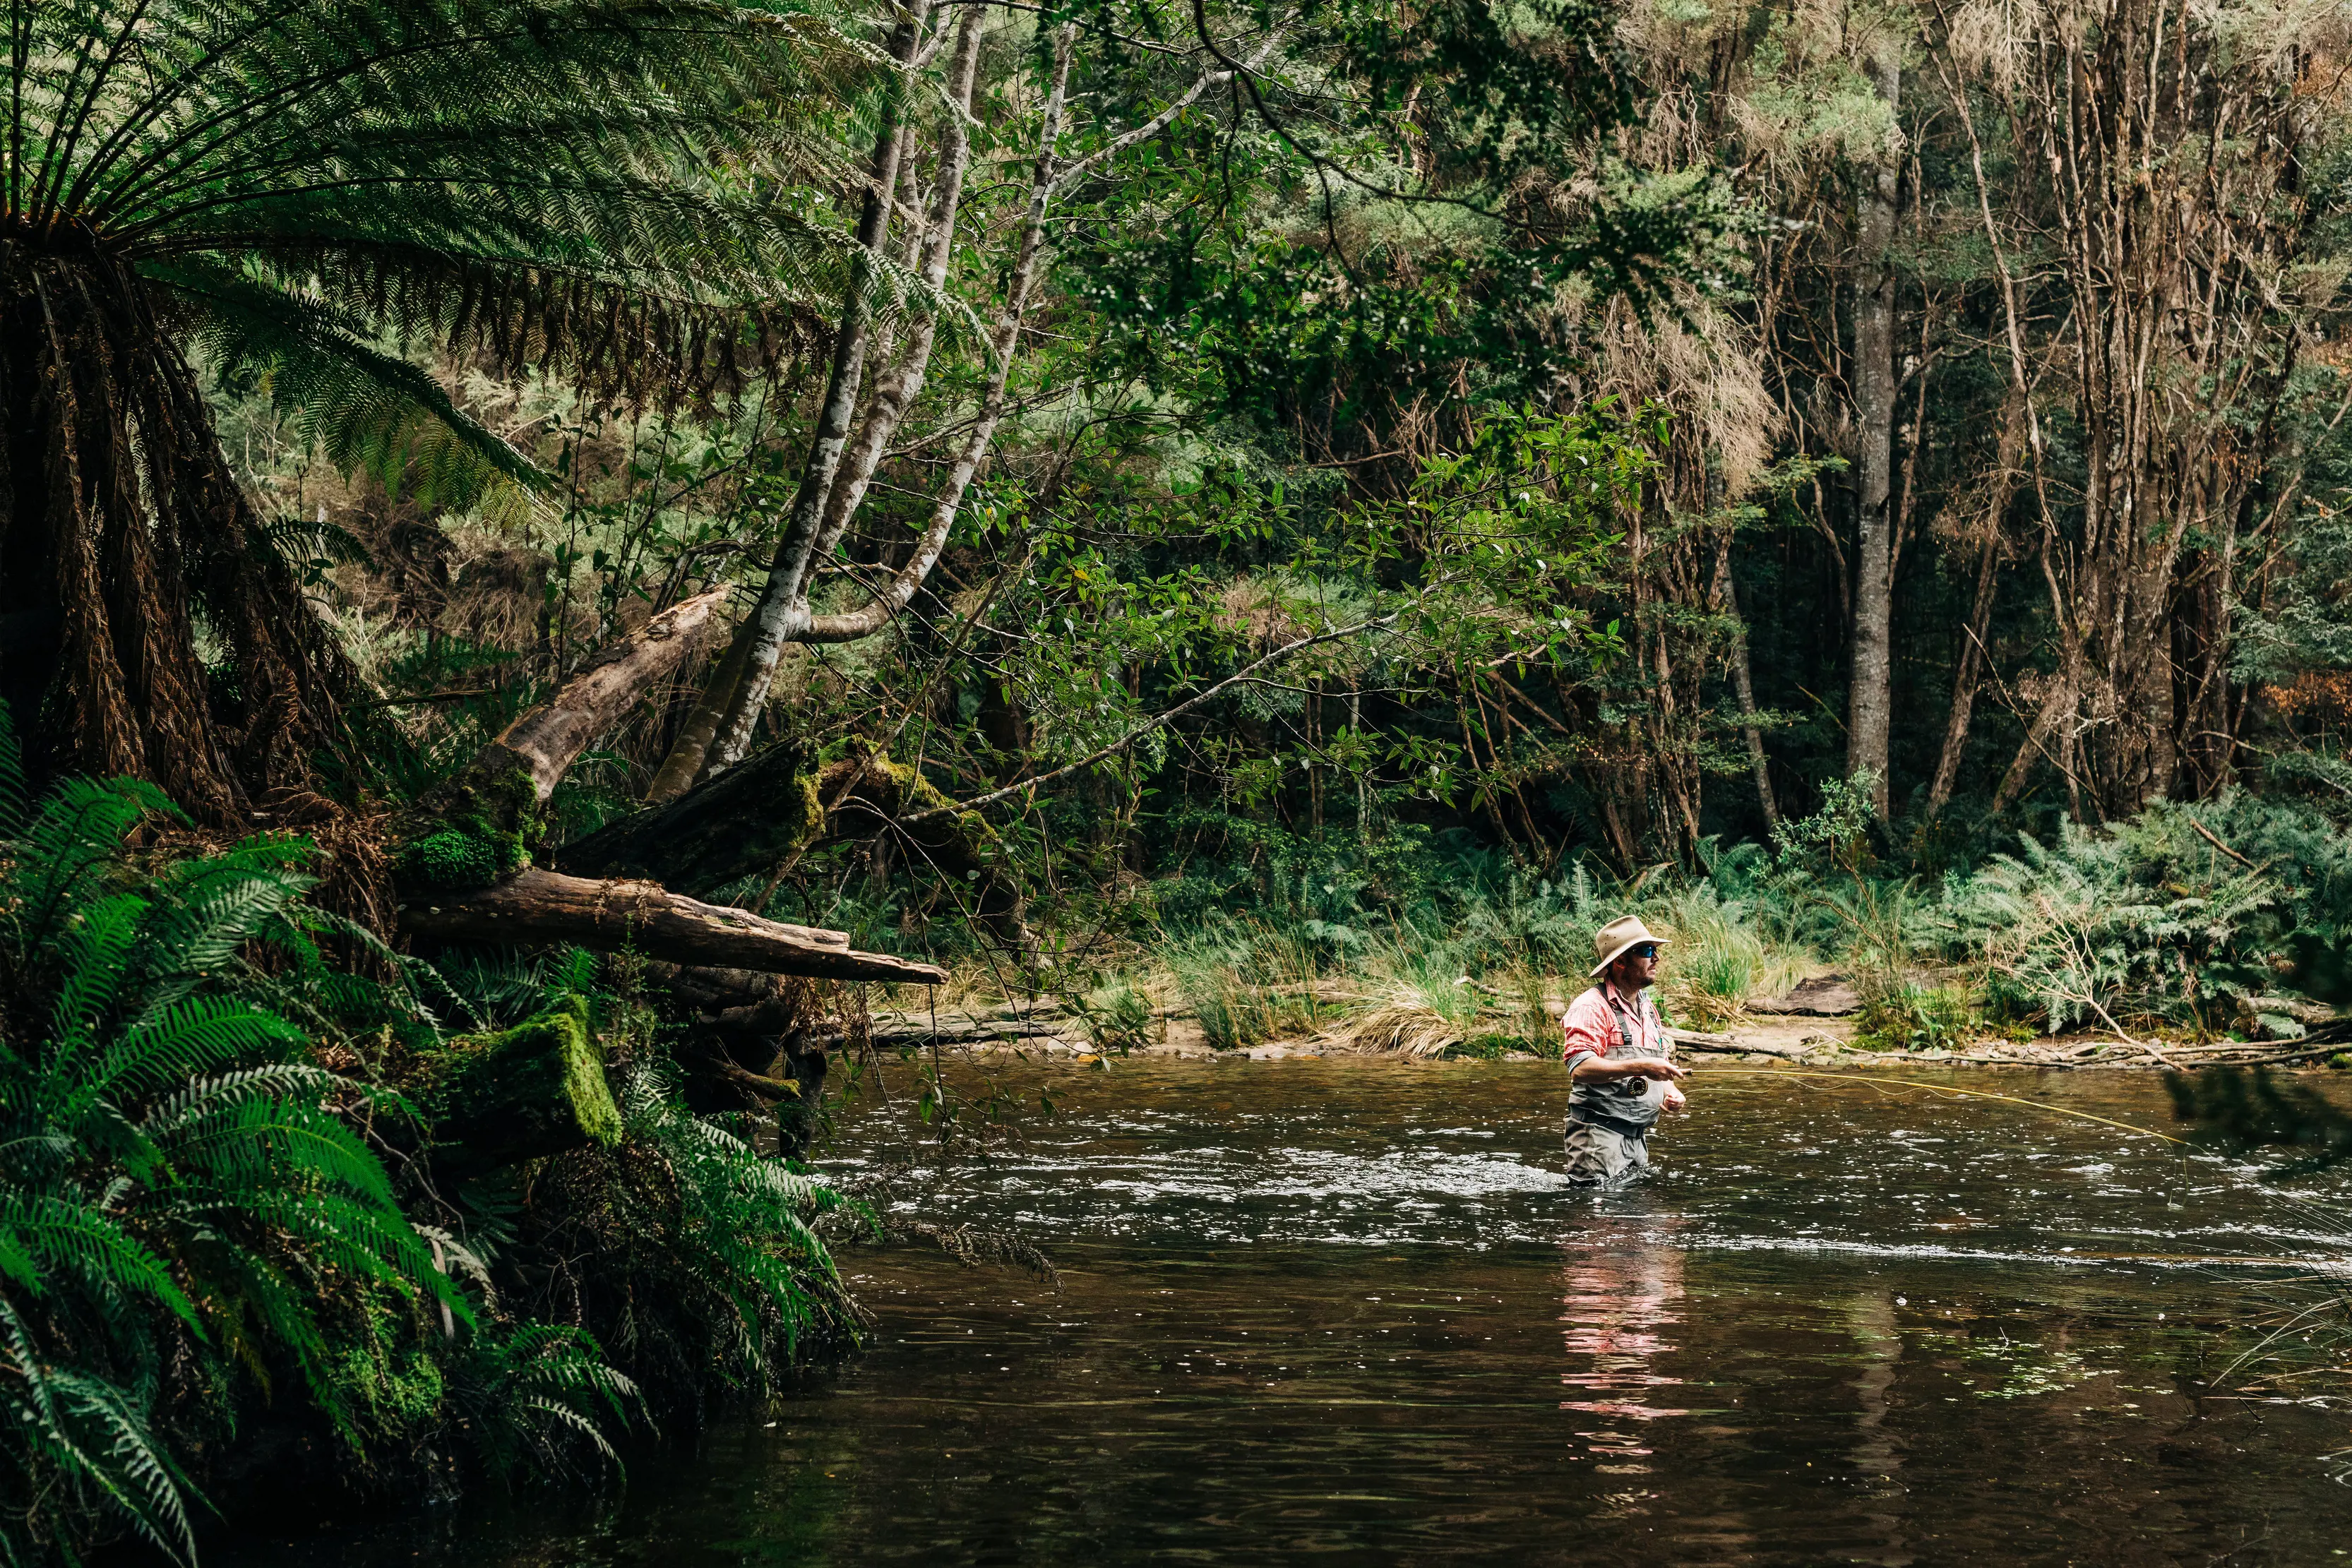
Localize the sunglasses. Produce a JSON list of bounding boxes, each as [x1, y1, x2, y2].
[[1628, 943, 1660, 960]]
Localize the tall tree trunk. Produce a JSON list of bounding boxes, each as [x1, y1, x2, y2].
[[703, 24, 1078, 776], [1844, 48, 1900, 814], [1712, 534, 1775, 828]]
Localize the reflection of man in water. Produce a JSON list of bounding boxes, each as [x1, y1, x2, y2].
[[1559, 1217, 1689, 1442], [1560, 916, 1688, 1185]]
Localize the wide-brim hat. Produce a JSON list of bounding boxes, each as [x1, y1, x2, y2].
[[1589, 915, 1666, 978]]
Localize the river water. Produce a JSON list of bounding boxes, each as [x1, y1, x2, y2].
[[233, 1060, 2351, 1566]]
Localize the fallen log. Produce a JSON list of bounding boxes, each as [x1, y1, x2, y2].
[[400, 867, 945, 984], [395, 589, 736, 900], [1668, 1027, 1815, 1061], [453, 587, 732, 808]]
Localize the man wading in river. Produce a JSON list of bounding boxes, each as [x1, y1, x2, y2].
[[1560, 916, 1688, 1184]]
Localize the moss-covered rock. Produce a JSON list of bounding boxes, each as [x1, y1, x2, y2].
[[426, 996, 619, 1168]]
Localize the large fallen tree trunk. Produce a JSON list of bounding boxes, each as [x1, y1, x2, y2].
[[400, 867, 945, 983], [387, 589, 946, 1163], [559, 744, 1033, 954], [389, 588, 945, 984]]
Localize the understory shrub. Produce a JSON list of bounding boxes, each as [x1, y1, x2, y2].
[[1937, 795, 2352, 1039]]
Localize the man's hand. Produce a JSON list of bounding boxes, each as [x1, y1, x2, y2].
[[1661, 1082, 1688, 1115]]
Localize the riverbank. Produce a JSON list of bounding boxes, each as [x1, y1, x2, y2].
[[868, 995, 2349, 1072]]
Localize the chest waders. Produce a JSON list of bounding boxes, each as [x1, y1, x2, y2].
[[1564, 990, 1661, 1181]]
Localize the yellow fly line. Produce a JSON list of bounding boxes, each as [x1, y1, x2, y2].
[[1691, 1068, 2192, 1147]]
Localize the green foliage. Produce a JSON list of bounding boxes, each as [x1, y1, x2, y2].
[[0, 754, 461, 1562], [396, 822, 527, 895], [0, 699, 861, 1555], [400, 822, 529, 893], [1075, 982, 1156, 1053], [519, 1053, 856, 1396], [1650, 882, 1806, 1031], [446, 1323, 642, 1485], [1772, 770, 1882, 875], [1162, 917, 1329, 1051], [1851, 978, 1980, 1053], [395, 770, 543, 896], [1935, 796, 2352, 1039]]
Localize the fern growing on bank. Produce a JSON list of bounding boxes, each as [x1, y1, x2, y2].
[[0, 697, 868, 1561], [0, 713, 463, 1563]]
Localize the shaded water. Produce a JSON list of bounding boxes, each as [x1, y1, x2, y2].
[[236, 1062, 2351, 1566]]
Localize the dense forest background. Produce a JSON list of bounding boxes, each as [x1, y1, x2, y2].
[[7, 0, 2352, 1560], [192, 0, 2352, 919]]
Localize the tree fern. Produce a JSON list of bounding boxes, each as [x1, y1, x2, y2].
[[3, 0, 897, 816]]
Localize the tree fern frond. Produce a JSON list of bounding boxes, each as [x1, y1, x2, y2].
[[162, 256, 552, 508]]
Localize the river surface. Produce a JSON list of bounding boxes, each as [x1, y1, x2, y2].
[[232, 1060, 2351, 1566]]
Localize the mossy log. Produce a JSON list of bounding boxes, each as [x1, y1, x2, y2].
[[815, 754, 1032, 953], [399, 867, 947, 983], [393, 589, 729, 900], [426, 997, 621, 1169]]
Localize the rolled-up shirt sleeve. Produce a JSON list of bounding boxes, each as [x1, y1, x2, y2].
[[1560, 989, 1616, 1075]]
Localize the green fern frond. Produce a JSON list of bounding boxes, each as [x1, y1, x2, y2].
[[0, 1194, 198, 1328], [80, 998, 309, 1111], [47, 892, 148, 1060], [1, 779, 177, 940], [166, 256, 554, 509], [0, 1298, 200, 1568]]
